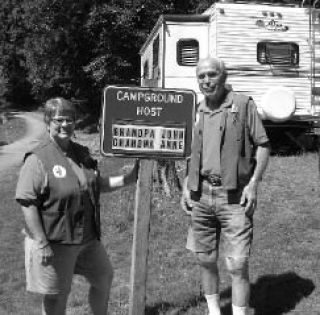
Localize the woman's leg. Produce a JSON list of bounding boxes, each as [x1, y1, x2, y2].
[[75, 240, 114, 315], [42, 294, 69, 315]]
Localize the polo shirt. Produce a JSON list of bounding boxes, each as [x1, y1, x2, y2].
[[16, 152, 97, 243], [198, 90, 269, 177]]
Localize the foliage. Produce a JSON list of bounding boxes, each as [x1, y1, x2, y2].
[[0, 0, 210, 111], [0, 0, 319, 110], [21, 0, 95, 105], [0, 0, 34, 107]]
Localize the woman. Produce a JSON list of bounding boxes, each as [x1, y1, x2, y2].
[[15, 97, 138, 315]]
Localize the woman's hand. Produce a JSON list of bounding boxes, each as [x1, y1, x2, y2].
[[123, 159, 140, 185], [35, 240, 54, 264], [100, 159, 140, 192]]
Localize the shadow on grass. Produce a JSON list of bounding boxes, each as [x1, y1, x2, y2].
[[219, 272, 315, 315], [145, 272, 314, 315], [248, 272, 315, 315], [146, 295, 206, 315]]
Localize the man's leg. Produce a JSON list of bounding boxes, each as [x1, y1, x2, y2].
[[187, 184, 221, 315], [226, 256, 250, 305], [226, 256, 250, 315], [197, 251, 221, 315], [217, 187, 253, 315]]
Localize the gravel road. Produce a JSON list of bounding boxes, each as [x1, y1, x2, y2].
[[0, 112, 45, 174]]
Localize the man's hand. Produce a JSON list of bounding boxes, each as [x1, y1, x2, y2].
[[240, 179, 258, 217], [240, 143, 270, 216], [180, 177, 193, 216]]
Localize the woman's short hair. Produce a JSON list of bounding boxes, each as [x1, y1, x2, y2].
[[43, 97, 76, 125]]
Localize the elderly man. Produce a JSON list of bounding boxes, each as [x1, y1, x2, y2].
[[181, 57, 270, 315]]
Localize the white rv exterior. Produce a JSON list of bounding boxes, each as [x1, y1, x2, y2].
[[140, 1, 320, 126]]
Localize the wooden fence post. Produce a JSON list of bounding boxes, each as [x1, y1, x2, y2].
[[129, 159, 154, 315]]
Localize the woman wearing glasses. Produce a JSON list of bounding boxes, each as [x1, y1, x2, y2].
[[15, 97, 138, 315]]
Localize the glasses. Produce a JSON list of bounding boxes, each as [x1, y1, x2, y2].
[[52, 117, 75, 126]]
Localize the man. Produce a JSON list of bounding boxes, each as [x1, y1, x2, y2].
[[181, 57, 270, 315]]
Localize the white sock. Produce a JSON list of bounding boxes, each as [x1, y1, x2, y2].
[[232, 304, 247, 315], [205, 294, 221, 315]]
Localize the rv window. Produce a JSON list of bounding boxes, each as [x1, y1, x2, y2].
[[143, 61, 149, 79], [177, 39, 199, 66], [257, 41, 299, 66], [152, 36, 159, 71]]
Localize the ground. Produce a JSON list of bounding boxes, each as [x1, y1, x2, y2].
[[0, 113, 319, 315], [0, 112, 45, 174]]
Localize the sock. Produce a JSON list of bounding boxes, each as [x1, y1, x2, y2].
[[232, 304, 247, 315], [205, 294, 221, 315]]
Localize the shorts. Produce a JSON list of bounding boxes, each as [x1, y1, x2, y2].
[[186, 181, 253, 258], [24, 237, 113, 295]]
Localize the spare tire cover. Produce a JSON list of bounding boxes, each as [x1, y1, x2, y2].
[[261, 86, 295, 122]]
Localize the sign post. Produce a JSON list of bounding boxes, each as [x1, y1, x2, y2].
[[101, 86, 195, 315], [128, 159, 153, 315]]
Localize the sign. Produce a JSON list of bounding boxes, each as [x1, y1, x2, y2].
[[101, 86, 195, 158], [256, 18, 289, 32]]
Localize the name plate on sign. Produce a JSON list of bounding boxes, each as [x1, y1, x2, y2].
[[100, 86, 195, 158]]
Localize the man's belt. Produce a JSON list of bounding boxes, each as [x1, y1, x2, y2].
[[201, 174, 222, 186]]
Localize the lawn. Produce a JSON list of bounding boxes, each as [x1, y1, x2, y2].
[[0, 123, 319, 315]]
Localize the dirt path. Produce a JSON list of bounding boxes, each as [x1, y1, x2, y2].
[[0, 112, 45, 174]]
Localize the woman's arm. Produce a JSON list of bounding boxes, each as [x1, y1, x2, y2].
[[21, 203, 48, 247], [99, 160, 139, 193], [21, 204, 54, 262]]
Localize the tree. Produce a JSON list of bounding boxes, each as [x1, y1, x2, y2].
[[0, 0, 33, 108], [2, 0, 318, 110], [22, 0, 95, 106]]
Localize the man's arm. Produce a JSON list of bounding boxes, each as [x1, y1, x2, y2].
[[240, 142, 270, 214], [250, 142, 270, 183], [180, 176, 193, 215]]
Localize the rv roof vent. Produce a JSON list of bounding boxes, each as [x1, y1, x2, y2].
[[177, 39, 199, 66]]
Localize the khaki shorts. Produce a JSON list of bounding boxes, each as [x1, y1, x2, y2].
[[25, 237, 113, 295], [186, 182, 253, 258]]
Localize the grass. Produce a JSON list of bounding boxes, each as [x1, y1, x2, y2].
[[0, 116, 319, 314]]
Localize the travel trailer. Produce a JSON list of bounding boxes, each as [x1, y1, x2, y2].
[[140, 0, 320, 143]]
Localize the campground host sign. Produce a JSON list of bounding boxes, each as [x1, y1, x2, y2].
[[101, 86, 195, 158]]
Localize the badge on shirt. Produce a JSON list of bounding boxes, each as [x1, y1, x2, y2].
[[230, 103, 238, 113], [195, 112, 200, 124], [52, 165, 67, 178], [230, 103, 239, 124]]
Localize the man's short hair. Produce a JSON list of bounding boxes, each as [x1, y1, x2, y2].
[[196, 57, 228, 83]]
